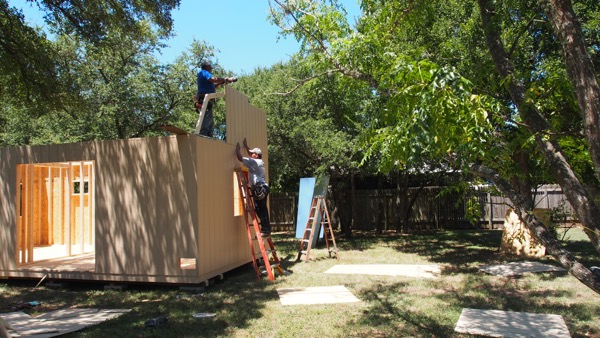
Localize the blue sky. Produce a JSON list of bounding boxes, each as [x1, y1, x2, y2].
[[10, 0, 361, 75]]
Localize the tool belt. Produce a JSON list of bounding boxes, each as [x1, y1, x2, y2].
[[252, 183, 270, 201], [194, 93, 206, 110]]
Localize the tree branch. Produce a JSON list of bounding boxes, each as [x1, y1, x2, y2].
[[267, 69, 339, 96]]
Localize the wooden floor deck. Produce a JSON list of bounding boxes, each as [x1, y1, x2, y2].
[[19, 252, 95, 272], [3, 244, 232, 285], [15, 244, 96, 272]]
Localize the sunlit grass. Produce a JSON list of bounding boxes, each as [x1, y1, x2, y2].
[[1, 228, 598, 337]]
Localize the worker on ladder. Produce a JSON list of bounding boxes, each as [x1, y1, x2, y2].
[[236, 139, 271, 236], [196, 60, 236, 137]]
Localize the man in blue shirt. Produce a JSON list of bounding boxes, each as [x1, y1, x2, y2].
[[196, 61, 235, 137]]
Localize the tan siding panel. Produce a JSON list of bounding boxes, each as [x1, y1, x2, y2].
[[94, 136, 198, 277], [225, 86, 269, 182], [196, 138, 251, 279], [0, 146, 18, 270]]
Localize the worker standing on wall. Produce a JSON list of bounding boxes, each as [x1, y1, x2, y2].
[[236, 139, 271, 236], [196, 61, 236, 137]]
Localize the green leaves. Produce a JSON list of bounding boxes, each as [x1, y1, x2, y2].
[[269, 0, 599, 194], [362, 58, 498, 173], [35, 0, 180, 43], [0, 0, 185, 145], [0, 1, 64, 110]]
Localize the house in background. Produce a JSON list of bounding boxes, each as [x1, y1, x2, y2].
[[0, 86, 267, 285]]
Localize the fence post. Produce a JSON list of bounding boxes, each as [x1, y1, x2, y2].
[[487, 192, 493, 230]]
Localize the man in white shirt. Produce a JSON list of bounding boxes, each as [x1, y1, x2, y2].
[[236, 139, 271, 236]]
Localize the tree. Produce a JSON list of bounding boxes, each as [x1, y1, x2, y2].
[[476, 0, 600, 292], [538, 0, 600, 248], [268, 0, 600, 293], [1, 0, 227, 145], [0, 0, 180, 143], [0, 1, 65, 114], [1, 23, 215, 144]]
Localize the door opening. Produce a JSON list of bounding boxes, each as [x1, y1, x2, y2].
[[16, 161, 95, 264]]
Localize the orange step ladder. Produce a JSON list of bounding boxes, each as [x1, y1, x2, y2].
[[235, 168, 283, 280], [296, 195, 338, 262]]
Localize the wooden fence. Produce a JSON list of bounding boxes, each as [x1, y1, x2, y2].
[[268, 184, 573, 232], [269, 192, 297, 232]]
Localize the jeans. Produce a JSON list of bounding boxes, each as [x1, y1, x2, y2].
[[253, 185, 271, 234], [197, 96, 214, 137]]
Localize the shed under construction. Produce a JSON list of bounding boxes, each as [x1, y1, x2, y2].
[[0, 86, 267, 285]]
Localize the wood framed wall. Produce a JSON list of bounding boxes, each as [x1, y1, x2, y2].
[[15, 162, 95, 264]]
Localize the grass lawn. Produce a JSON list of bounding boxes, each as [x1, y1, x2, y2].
[[1, 228, 599, 337]]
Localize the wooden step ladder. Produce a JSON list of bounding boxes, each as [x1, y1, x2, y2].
[[296, 195, 338, 262], [235, 168, 283, 281]]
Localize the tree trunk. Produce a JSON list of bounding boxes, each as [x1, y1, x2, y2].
[[538, 0, 600, 180], [470, 163, 600, 295], [478, 0, 600, 253], [511, 148, 534, 209], [537, 0, 600, 252]]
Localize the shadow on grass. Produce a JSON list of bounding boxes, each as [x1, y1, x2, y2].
[[335, 230, 406, 252], [326, 229, 599, 337], [337, 229, 599, 273], [0, 258, 280, 338], [562, 239, 600, 267], [2, 230, 597, 337], [433, 274, 599, 338], [392, 230, 503, 265], [353, 282, 456, 337], [349, 271, 597, 337]]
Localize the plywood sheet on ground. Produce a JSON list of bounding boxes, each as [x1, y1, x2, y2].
[[478, 261, 565, 277], [454, 308, 571, 337], [324, 264, 441, 278], [0, 308, 131, 338], [276, 285, 360, 306]]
